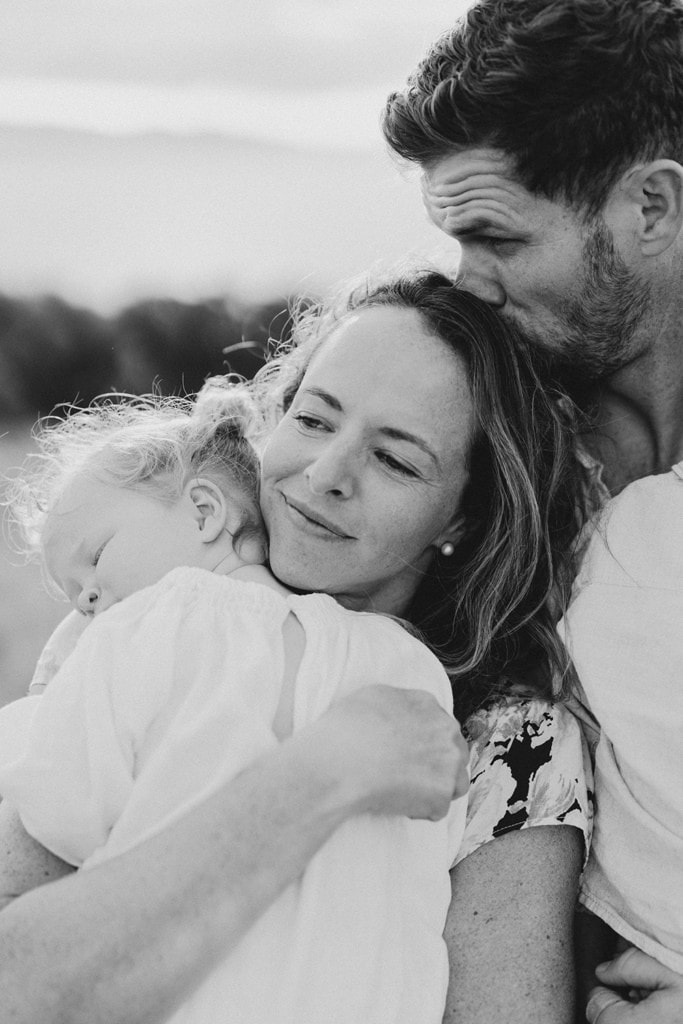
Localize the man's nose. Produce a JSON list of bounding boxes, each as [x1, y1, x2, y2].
[[77, 586, 100, 615], [457, 254, 507, 308]]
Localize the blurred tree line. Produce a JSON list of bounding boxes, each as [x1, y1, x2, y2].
[[0, 292, 296, 418]]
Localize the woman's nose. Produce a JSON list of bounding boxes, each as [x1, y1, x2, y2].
[[304, 444, 355, 498], [77, 586, 100, 615]]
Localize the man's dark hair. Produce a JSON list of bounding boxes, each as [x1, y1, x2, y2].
[[383, 0, 683, 214]]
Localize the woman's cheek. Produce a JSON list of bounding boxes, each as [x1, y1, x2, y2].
[[262, 428, 304, 492]]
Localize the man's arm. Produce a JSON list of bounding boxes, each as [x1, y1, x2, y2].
[[443, 825, 583, 1024], [0, 686, 465, 1024]]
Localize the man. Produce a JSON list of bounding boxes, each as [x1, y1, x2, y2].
[[383, 2, 683, 1022], [383, 0, 683, 499]]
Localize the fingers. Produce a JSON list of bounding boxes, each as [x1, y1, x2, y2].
[[586, 950, 683, 1024], [595, 947, 681, 991], [585, 987, 628, 1024]]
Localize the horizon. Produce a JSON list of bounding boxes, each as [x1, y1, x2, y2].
[[0, 1, 472, 310]]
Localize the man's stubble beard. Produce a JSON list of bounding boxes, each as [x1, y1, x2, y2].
[[509, 217, 652, 393]]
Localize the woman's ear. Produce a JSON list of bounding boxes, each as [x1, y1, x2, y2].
[[434, 512, 467, 553], [620, 159, 683, 256], [184, 478, 230, 543]]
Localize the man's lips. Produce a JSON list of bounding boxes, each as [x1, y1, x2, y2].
[[282, 494, 354, 539]]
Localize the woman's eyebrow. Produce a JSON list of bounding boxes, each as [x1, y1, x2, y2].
[[378, 426, 438, 466], [299, 385, 342, 411]]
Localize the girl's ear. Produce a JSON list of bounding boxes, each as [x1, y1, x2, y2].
[[184, 478, 231, 543]]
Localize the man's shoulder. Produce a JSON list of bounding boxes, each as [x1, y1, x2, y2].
[[580, 465, 683, 585]]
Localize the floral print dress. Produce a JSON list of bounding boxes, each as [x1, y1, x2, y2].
[[455, 697, 592, 867]]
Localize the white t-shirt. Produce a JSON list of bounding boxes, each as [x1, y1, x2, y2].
[[559, 463, 683, 972]]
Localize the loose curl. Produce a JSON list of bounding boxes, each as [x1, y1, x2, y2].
[[255, 272, 601, 720], [5, 377, 264, 573]]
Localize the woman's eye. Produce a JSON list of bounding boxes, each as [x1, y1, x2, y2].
[[293, 412, 328, 431], [377, 452, 418, 478]]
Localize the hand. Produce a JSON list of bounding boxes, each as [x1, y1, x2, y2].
[[586, 947, 683, 1024], [305, 685, 469, 821]]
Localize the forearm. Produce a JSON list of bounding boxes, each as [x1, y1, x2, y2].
[[0, 732, 354, 1024]]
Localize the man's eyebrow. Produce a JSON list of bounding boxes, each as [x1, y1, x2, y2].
[[453, 218, 503, 236], [455, 224, 485, 236]]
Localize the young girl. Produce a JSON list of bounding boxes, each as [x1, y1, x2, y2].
[[0, 379, 468, 1024]]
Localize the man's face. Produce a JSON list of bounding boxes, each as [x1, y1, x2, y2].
[[422, 146, 651, 382]]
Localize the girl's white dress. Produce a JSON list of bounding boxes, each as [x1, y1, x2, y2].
[[0, 567, 466, 1024]]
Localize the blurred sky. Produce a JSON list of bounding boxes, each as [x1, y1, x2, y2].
[[0, 0, 472, 309]]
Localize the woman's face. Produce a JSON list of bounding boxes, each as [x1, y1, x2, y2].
[[260, 305, 475, 614]]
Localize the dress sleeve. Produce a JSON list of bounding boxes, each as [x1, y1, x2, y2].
[[28, 610, 89, 694], [0, 596, 176, 865], [454, 698, 593, 868]]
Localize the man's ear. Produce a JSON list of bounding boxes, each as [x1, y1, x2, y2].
[[184, 478, 231, 543], [620, 160, 683, 256]]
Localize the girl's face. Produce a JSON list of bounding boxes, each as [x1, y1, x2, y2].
[[42, 475, 212, 616], [260, 305, 475, 614]]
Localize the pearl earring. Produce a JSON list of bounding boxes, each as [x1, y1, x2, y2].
[[440, 541, 455, 557]]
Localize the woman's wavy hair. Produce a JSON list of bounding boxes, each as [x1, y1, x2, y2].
[[255, 271, 601, 720], [5, 377, 264, 576]]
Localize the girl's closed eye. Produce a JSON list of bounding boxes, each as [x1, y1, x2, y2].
[[92, 541, 108, 566]]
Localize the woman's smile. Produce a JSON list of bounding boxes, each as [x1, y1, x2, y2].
[[260, 304, 473, 613], [281, 492, 356, 540]]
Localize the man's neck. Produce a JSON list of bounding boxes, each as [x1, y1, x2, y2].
[[580, 358, 683, 494]]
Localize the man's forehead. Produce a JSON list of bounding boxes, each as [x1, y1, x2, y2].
[[424, 146, 517, 188], [421, 147, 533, 232]]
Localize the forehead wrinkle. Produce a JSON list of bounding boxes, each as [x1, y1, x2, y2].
[[423, 167, 521, 200], [426, 193, 529, 237], [422, 147, 514, 188], [423, 169, 527, 212]]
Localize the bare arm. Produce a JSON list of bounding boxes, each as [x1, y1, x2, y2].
[[0, 685, 466, 1024], [443, 825, 583, 1024]]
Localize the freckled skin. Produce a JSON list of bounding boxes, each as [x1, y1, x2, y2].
[[260, 305, 474, 615]]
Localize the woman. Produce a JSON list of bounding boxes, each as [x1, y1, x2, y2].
[[0, 271, 596, 1023]]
